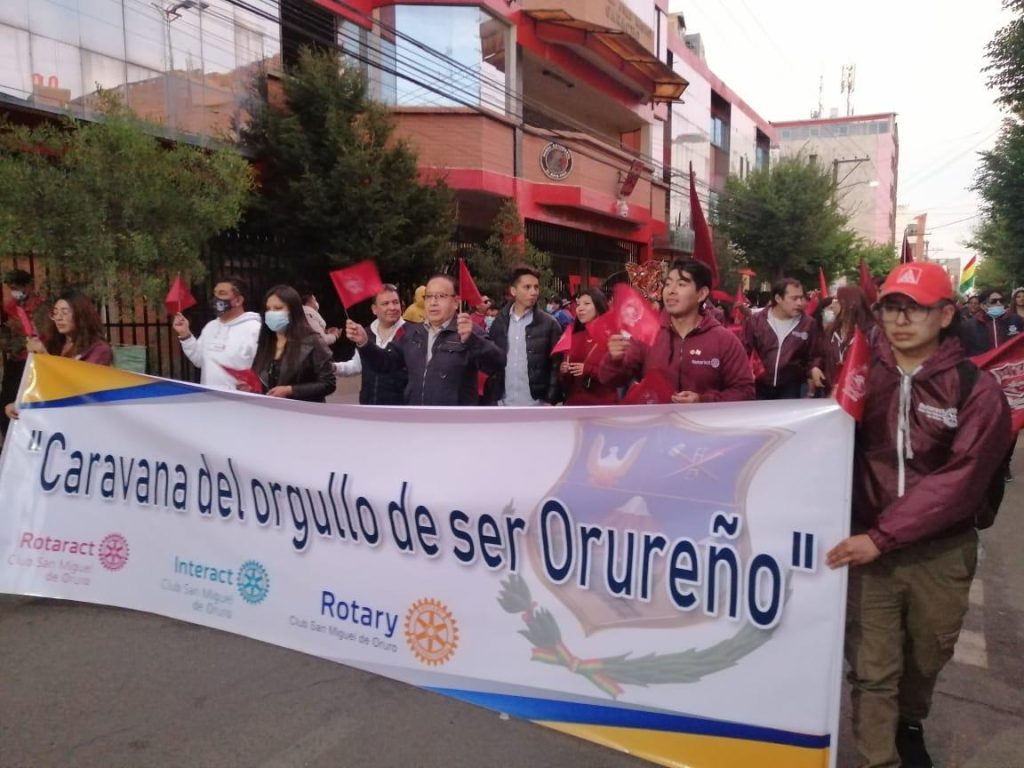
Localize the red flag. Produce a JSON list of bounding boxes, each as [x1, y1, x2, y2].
[[834, 327, 871, 421], [858, 259, 878, 304], [220, 364, 264, 394], [819, 267, 829, 299], [13, 305, 37, 337], [622, 368, 675, 404], [900, 233, 914, 264], [586, 310, 618, 347], [568, 274, 581, 295], [749, 350, 765, 381], [972, 333, 1024, 434], [730, 282, 747, 324], [588, 276, 602, 289], [164, 275, 197, 316], [330, 260, 384, 308], [458, 258, 483, 308], [690, 162, 719, 289], [613, 283, 661, 347], [550, 324, 573, 357]]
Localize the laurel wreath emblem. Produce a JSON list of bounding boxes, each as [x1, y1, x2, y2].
[[497, 573, 781, 699]]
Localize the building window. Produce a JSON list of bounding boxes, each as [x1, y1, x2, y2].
[[710, 115, 729, 151], [377, 5, 508, 114], [755, 145, 769, 171]]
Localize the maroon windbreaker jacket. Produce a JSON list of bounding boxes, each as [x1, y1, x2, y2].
[[853, 336, 1012, 552], [597, 311, 755, 402], [742, 309, 823, 389]]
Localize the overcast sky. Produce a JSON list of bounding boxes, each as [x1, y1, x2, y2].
[[668, 0, 1012, 268]]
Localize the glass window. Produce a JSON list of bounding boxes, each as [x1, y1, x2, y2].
[[877, 120, 890, 134], [0, 2, 29, 28], [710, 115, 729, 151], [0, 24, 32, 101], [124, 2, 166, 71], [29, 0, 81, 47], [80, 49, 126, 115], [30, 33, 83, 109], [80, 0, 125, 60], [379, 5, 509, 114]]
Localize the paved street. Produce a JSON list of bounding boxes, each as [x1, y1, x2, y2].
[[0, 439, 1021, 768]]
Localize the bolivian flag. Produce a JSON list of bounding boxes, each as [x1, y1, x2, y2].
[[959, 256, 977, 294]]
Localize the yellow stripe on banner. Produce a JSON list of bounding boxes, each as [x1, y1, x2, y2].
[[22, 354, 154, 404], [538, 721, 830, 768]]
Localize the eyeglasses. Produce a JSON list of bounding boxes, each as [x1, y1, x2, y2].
[[424, 293, 454, 302], [987, 297, 1004, 305], [876, 303, 937, 323]]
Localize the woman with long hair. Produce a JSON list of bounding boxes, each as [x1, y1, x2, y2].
[[248, 285, 336, 403], [559, 288, 619, 405], [826, 286, 875, 384], [4, 290, 112, 425]]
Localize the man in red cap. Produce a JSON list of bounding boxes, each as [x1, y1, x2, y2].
[[827, 261, 1012, 768]]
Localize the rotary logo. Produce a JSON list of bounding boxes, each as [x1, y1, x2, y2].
[[97, 533, 130, 571], [236, 560, 270, 605], [404, 597, 459, 666]]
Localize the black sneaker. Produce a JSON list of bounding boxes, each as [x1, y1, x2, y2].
[[896, 720, 934, 768]]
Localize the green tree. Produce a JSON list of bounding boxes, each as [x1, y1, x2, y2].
[[716, 156, 855, 284], [843, 241, 898, 283], [463, 199, 554, 302], [984, 0, 1024, 115], [241, 48, 456, 287], [0, 94, 253, 305]]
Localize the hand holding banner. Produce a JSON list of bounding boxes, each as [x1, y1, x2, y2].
[[330, 261, 384, 309]]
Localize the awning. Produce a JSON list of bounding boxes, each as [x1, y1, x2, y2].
[[524, 9, 687, 102]]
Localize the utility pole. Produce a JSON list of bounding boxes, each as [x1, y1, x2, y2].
[[840, 64, 856, 116], [832, 156, 869, 188]]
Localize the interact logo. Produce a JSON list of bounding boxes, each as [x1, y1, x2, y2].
[[236, 560, 270, 605], [98, 533, 130, 571], [404, 597, 459, 667]]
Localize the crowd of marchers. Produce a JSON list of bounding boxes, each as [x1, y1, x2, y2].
[[0, 258, 1019, 768]]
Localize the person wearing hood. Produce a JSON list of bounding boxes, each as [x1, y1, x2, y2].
[[827, 261, 1012, 768], [960, 288, 1014, 355], [598, 259, 755, 403], [402, 285, 427, 323], [173, 276, 261, 390]]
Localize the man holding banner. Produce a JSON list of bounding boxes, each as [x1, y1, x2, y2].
[[827, 261, 1012, 768], [346, 274, 504, 405], [1, 269, 41, 438], [485, 266, 563, 406], [598, 260, 754, 404]]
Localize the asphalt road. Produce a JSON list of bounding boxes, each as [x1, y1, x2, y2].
[[0, 433, 1021, 768]]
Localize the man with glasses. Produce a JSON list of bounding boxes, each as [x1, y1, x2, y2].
[[345, 274, 504, 405], [827, 261, 1012, 768], [961, 288, 1013, 355]]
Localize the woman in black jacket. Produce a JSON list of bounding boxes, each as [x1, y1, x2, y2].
[[249, 284, 336, 403]]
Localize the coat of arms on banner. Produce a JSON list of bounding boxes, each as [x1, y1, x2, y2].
[[501, 414, 786, 698]]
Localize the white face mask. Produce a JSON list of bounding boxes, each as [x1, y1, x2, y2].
[[822, 309, 836, 325], [10, 289, 26, 302]]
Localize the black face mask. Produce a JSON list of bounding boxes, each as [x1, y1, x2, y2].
[[211, 297, 233, 315]]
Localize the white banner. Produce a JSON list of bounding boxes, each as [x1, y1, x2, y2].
[[0, 356, 851, 768]]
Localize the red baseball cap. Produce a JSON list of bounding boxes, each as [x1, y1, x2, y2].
[[877, 262, 954, 306]]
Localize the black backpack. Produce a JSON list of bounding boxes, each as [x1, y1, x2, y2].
[[954, 361, 1011, 530]]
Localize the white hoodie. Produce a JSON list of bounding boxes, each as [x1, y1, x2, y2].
[[180, 311, 262, 389]]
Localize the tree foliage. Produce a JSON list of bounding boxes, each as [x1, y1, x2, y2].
[[843, 241, 898, 283], [984, 0, 1024, 115], [0, 94, 253, 305], [716, 156, 855, 284], [463, 199, 554, 302], [241, 48, 456, 287]]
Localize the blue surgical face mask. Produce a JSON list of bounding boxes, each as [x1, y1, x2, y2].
[[986, 305, 1006, 319], [484, 315, 495, 329], [264, 310, 290, 332]]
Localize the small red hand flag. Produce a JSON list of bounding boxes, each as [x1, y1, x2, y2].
[[220, 364, 264, 394], [819, 267, 829, 299], [13, 305, 37, 337], [613, 283, 661, 347], [458, 258, 483, 308], [622, 368, 675, 405], [690, 162, 720, 289], [330, 260, 384, 308], [164, 275, 197, 316], [859, 259, 878, 304], [835, 327, 872, 421], [550, 324, 573, 357]]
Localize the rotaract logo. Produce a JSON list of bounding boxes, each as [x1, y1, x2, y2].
[[404, 597, 459, 666], [97, 533, 130, 571], [236, 560, 270, 605]]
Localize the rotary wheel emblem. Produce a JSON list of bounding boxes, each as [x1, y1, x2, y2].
[[97, 534, 130, 571], [404, 598, 459, 666]]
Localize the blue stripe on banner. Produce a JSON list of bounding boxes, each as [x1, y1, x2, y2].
[[426, 687, 831, 749], [20, 381, 202, 410]]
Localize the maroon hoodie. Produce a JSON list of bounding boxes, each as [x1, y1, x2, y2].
[[597, 311, 755, 402], [853, 336, 1012, 553], [742, 308, 823, 389]]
